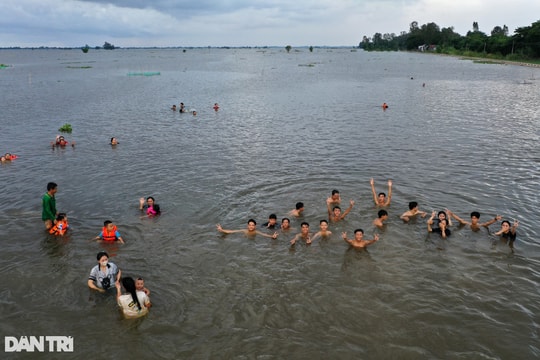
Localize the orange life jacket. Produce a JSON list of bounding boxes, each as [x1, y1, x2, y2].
[[49, 220, 68, 236], [102, 225, 117, 241]]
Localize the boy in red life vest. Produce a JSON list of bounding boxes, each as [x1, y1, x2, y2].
[[49, 213, 69, 236], [94, 220, 125, 244]]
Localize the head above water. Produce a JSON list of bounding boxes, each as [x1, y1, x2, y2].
[[96, 251, 109, 261], [408, 201, 418, 210]]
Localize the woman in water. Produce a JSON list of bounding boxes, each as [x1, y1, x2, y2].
[[115, 277, 151, 318], [87, 251, 121, 293], [494, 219, 519, 249], [139, 196, 161, 216], [427, 210, 452, 238]]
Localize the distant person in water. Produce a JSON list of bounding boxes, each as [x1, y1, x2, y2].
[[171, 104, 177, 111], [288, 202, 305, 217], [328, 200, 355, 223], [446, 210, 501, 232], [493, 219, 519, 249], [216, 219, 278, 239], [94, 220, 125, 244], [179, 103, 187, 113], [370, 178, 392, 207], [192, 110, 197, 116], [110, 137, 119, 146], [290, 222, 312, 246], [382, 102, 388, 110], [213, 103, 220, 111], [52, 135, 74, 147], [1, 153, 17, 162], [139, 196, 160, 216], [280, 218, 294, 233], [427, 211, 451, 238], [400, 201, 428, 222], [326, 189, 341, 206], [262, 214, 281, 230], [42, 182, 58, 230], [311, 220, 332, 242], [373, 209, 389, 229], [342, 229, 380, 249]]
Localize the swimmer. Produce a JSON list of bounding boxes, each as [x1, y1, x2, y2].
[[262, 214, 281, 230], [288, 202, 305, 217], [139, 196, 160, 216], [494, 219, 519, 249], [49, 213, 69, 236], [116, 277, 151, 318], [400, 201, 428, 222], [110, 137, 119, 145], [311, 220, 332, 242], [328, 200, 355, 223], [427, 212, 451, 238], [94, 220, 125, 244], [216, 219, 278, 239], [326, 189, 341, 206], [171, 104, 177, 111], [1, 153, 16, 162], [446, 210, 501, 232], [290, 222, 312, 245], [213, 103, 220, 111], [135, 277, 151, 297], [192, 110, 197, 116], [373, 209, 389, 229], [179, 102, 187, 113], [342, 229, 380, 249], [382, 102, 388, 110], [370, 178, 392, 207], [280, 218, 294, 233]]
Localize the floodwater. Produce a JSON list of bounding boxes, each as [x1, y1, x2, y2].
[[0, 48, 539, 359]]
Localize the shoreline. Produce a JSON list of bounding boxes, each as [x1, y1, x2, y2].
[[419, 51, 540, 68]]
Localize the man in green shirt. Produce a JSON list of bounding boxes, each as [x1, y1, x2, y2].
[[42, 182, 58, 230]]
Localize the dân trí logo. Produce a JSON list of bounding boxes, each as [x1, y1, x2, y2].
[[5, 336, 73, 352]]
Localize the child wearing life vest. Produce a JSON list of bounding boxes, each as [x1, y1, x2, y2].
[[95, 220, 125, 244], [49, 213, 69, 236]]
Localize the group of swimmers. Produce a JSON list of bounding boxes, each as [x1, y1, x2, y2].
[[170, 102, 220, 115], [1, 152, 17, 162], [41, 181, 160, 318], [216, 178, 519, 250]]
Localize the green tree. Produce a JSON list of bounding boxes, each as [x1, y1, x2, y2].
[[285, 45, 292, 53]]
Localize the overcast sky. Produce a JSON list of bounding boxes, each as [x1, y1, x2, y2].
[[1, 0, 538, 48]]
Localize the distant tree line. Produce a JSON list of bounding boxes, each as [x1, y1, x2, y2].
[[359, 20, 540, 61]]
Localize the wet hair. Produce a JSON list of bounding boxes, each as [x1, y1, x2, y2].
[[103, 220, 113, 226], [295, 202, 304, 210], [333, 206, 341, 211], [47, 182, 57, 191], [269, 214, 277, 220], [437, 211, 447, 219], [354, 229, 364, 234], [301, 222, 309, 227], [147, 196, 155, 202], [319, 219, 328, 225], [281, 217, 290, 224], [56, 213, 66, 221], [96, 251, 109, 261], [122, 277, 142, 310], [152, 204, 161, 214], [470, 211, 481, 219], [501, 220, 511, 227], [378, 209, 388, 218], [248, 219, 257, 225], [331, 189, 340, 195], [378, 192, 386, 197], [408, 201, 418, 210]]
